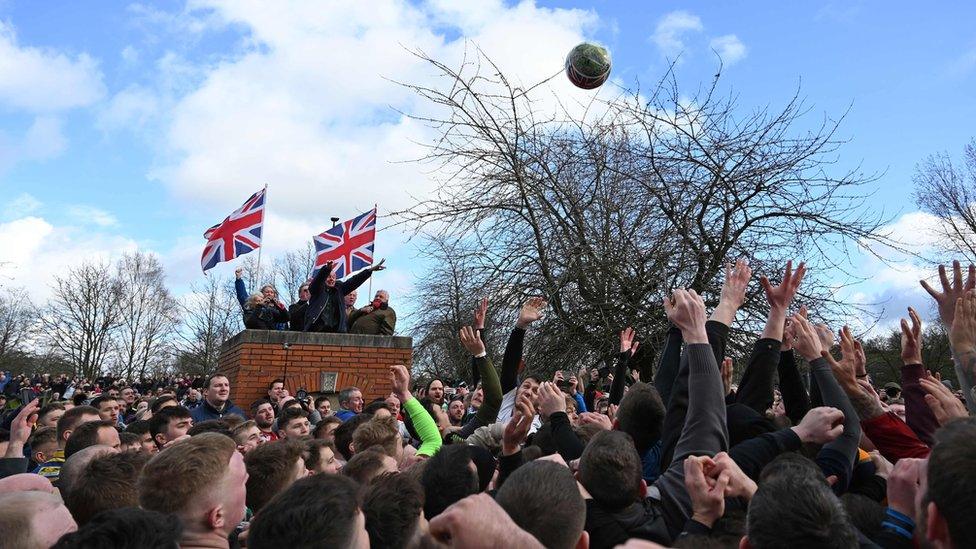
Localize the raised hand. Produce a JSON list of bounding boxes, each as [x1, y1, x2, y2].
[[887, 458, 926, 520], [721, 358, 733, 396], [235, 267, 244, 279], [389, 364, 412, 402], [791, 406, 845, 444], [537, 382, 566, 418], [663, 289, 708, 344], [516, 297, 547, 329], [568, 375, 579, 395], [4, 398, 39, 458], [920, 376, 967, 425], [502, 391, 535, 455], [900, 307, 923, 365], [429, 494, 545, 549], [370, 258, 386, 272], [459, 326, 486, 356], [712, 259, 752, 325], [684, 455, 729, 528], [619, 327, 638, 354], [578, 411, 612, 431], [791, 314, 823, 362], [760, 260, 806, 310], [473, 298, 488, 331], [711, 452, 758, 500], [920, 260, 976, 327], [949, 291, 976, 353]]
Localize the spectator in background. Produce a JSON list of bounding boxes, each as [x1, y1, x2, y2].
[[149, 406, 193, 450], [350, 290, 397, 335], [235, 268, 289, 330], [36, 405, 101, 483], [251, 399, 278, 443], [289, 282, 311, 331], [91, 395, 124, 428], [315, 395, 333, 418], [336, 387, 364, 421], [344, 290, 359, 319], [37, 402, 66, 428], [190, 375, 245, 423]]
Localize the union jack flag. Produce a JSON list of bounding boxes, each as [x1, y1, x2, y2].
[[201, 188, 266, 273], [313, 208, 376, 278]]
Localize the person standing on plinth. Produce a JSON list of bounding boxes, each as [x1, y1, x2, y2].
[[303, 259, 385, 333]]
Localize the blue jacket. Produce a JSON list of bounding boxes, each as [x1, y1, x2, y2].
[[190, 399, 246, 423], [335, 409, 357, 422]]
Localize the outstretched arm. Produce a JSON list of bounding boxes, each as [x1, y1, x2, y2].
[[736, 261, 805, 414], [920, 260, 976, 411], [501, 298, 546, 393], [450, 327, 504, 441], [391, 364, 442, 457], [234, 268, 248, 308], [655, 289, 729, 538]]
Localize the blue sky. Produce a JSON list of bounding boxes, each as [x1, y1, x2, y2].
[[1, 1, 973, 333]]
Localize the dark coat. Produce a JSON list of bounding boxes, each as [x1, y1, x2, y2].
[[289, 300, 308, 331], [243, 302, 289, 330], [190, 399, 246, 423], [303, 267, 372, 333]]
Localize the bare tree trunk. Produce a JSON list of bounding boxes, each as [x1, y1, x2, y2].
[[43, 262, 124, 379]]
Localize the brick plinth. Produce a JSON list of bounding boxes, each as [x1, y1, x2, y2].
[[217, 330, 412, 413]]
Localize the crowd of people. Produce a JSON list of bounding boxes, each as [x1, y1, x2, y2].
[[235, 259, 397, 335], [1, 258, 975, 549]]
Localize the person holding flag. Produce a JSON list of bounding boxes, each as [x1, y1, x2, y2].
[[304, 207, 385, 333], [304, 258, 385, 333]]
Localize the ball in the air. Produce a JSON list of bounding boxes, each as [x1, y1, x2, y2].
[[565, 42, 611, 90]]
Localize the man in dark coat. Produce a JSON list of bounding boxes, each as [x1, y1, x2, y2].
[[350, 289, 397, 335], [289, 282, 311, 331], [303, 259, 386, 333]]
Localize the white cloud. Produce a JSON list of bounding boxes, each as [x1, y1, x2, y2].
[[67, 205, 119, 227], [709, 34, 747, 66], [651, 10, 703, 58], [97, 85, 161, 133], [121, 45, 140, 64], [0, 216, 140, 301], [3, 193, 42, 220], [0, 21, 105, 112], [22, 115, 67, 159], [838, 211, 947, 334], [144, 0, 601, 221]]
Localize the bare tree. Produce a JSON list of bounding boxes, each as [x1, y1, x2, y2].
[[396, 50, 893, 374], [112, 252, 178, 380], [43, 261, 124, 379], [0, 288, 37, 368], [913, 139, 976, 262], [273, 242, 317, 304], [173, 275, 239, 377]]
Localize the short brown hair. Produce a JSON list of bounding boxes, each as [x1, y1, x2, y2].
[[66, 451, 150, 525], [244, 440, 306, 512], [28, 426, 58, 449], [56, 405, 100, 443], [232, 420, 258, 446], [352, 415, 399, 458], [138, 432, 236, 516], [304, 439, 336, 472], [343, 448, 392, 485]]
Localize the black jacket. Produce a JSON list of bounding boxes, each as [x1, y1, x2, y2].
[[303, 267, 373, 332], [585, 498, 671, 549], [289, 300, 308, 331], [243, 302, 289, 330]]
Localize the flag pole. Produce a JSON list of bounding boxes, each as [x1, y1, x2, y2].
[[368, 204, 376, 300], [256, 183, 267, 279]]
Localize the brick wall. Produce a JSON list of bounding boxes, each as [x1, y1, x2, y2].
[[217, 330, 412, 413]]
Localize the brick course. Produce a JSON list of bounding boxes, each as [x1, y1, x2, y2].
[[217, 330, 412, 412]]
